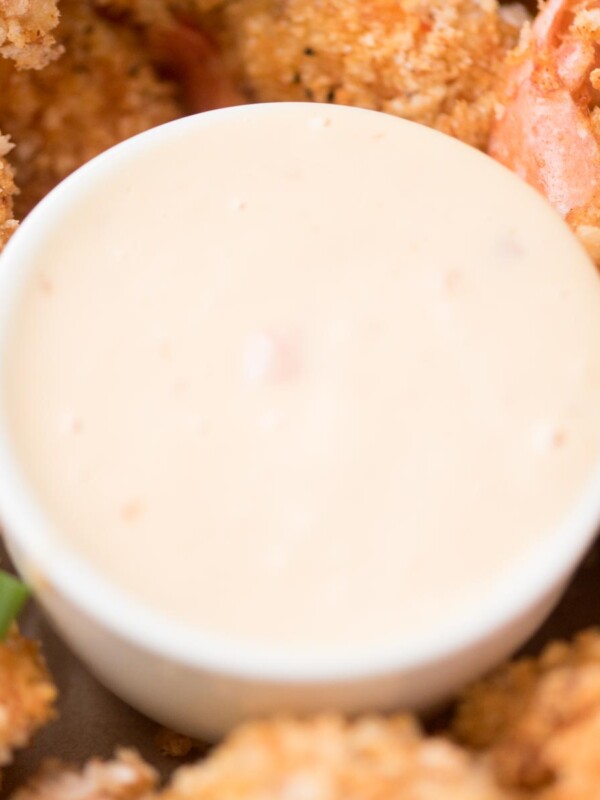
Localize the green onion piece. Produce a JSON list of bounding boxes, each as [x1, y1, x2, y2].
[[0, 570, 30, 640]]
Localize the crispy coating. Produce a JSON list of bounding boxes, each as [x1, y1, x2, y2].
[[161, 715, 509, 800], [0, 0, 182, 217], [155, 728, 194, 759], [208, 0, 520, 148], [0, 0, 61, 70], [0, 628, 56, 778], [85, 0, 525, 147], [10, 716, 509, 800], [453, 628, 600, 797], [0, 133, 17, 250], [10, 749, 158, 800]]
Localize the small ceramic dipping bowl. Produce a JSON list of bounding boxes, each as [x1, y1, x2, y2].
[[0, 104, 599, 739]]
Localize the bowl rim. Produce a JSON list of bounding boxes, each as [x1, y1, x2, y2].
[[0, 102, 599, 682]]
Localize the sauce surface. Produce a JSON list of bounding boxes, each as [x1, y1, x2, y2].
[[6, 104, 600, 652]]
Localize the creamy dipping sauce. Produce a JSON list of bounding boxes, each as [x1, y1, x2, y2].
[[5, 104, 600, 653]]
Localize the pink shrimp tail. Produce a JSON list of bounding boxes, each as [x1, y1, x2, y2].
[[148, 22, 246, 114]]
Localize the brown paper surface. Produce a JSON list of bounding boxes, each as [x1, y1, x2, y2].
[[3, 536, 600, 794]]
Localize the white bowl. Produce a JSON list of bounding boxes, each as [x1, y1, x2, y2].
[[0, 105, 599, 739]]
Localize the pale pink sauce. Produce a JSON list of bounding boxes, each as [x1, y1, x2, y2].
[[6, 105, 600, 651]]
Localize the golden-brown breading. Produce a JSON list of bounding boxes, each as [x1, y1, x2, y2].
[[0, 628, 56, 780], [0, 133, 18, 251], [207, 0, 520, 149], [161, 715, 509, 800], [9, 716, 511, 800], [91, 0, 525, 147], [155, 728, 194, 759], [10, 749, 158, 800], [0, 0, 61, 69], [0, 0, 182, 217], [452, 628, 600, 797], [453, 629, 600, 749]]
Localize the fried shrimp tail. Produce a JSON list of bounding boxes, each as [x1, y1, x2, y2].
[[489, 0, 600, 262], [147, 19, 245, 112]]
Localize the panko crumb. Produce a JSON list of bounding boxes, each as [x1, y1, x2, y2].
[[0, 627, 56, 779], [0, 0, 61, 69], [0, 133, 18, 250], [453, 628, 600, 797], [210, 0, 521, 149], [161, 715, 509, 800], [10, 749, 158, 800], [0, 0, 182, 217], [155, 728, 194, 759]]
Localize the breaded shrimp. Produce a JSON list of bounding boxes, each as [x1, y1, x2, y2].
[[10, 749, 157, 800], [10, 716, 509, 800], [0, 133, 17, 250], [0, 628, 56, 785], [160, 715, 509, 800], [453, 629, 600, 797], [489, 0, 600, 263], [0, 0, 61, 69], [0, 0, 182, 217], [205, 0, 521, 148]]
